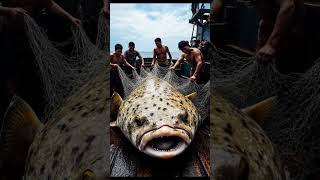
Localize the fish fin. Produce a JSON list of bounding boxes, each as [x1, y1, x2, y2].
[[110, 121, 117, 127], [82, 169, 96, 180], [213, 149, 249, 179], [111, 92, 123, 121], [242, 96, 275, 125], [186, 92, 197, 101], [0, 95, 43, 163]]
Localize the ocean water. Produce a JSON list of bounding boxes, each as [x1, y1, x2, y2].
[[139, 52, 181, 59], [111, 51, 181, 59]]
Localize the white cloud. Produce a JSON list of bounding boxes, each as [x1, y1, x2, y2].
[[110, 3, 194, 54]]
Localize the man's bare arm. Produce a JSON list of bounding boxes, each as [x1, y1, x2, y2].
[[192, 51, 203, 77], [103, 0, 109, 17], [0, 6, 27, 16], [166, 46, 172, 63], [210, 0, 223, 21], [137, 53, 145, 66], [265, 0, 295, 49], [124, 58, 135, 69], [171, 54, 184, 69], [152, 49, 157, 65], [46, 0, 80, 26]]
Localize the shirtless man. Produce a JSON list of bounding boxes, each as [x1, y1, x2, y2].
[[170, 40, 205, 84], [110, 44, 135, 70], [152, 37, 173, 67], [255, 0, 306, 73], [110, 44, 134, 97]]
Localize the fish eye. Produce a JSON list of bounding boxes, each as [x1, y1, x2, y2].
[[134, 115, 146, 127], [178, 110, 188, 122]]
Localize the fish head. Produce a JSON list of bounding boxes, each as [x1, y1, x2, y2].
[[112, 77, 201, 159]]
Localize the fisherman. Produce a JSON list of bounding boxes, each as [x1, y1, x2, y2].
[[0, 1, 81, 120], [170, 40, 206, 84], [110, 44, 135, 97], [124, 42, 144, 74], [151, 37, 173, 67], [255, 0, 306, 74], [210, 0, 306, 74]]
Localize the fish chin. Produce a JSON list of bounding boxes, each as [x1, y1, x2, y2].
[[138, 126, 191, 159]]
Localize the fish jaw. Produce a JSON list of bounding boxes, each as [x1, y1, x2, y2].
[[137, 125, 191, 159]]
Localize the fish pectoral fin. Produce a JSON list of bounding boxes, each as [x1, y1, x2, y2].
[[0, 95, 43, 162], [111, 92, 123, 121], [110, 121, 117, 127], [82, 169, 96, 180], [242, 96, 275, 125], [186, 92, 197, 101], [213, 149, 249, 180]]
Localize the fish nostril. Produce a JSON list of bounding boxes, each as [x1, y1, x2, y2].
[[178, 111, 188, 123], [135, 116, 147, 127]]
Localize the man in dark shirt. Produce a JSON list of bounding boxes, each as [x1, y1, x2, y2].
[[124, 41, 144, 68]]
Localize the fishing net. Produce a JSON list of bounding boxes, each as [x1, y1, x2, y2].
[[211, 45, 320, 179], [211, 47, 297, 108], [262, 57, 320, 180], [115, 64, 210, 122], [23, 13, 108, 121]]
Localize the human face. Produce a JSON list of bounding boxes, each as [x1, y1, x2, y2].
[[155, 41, 162, 48], [129, 45, 135, 51], [181, 46, 190, 53], [115, 49, 122, 56]]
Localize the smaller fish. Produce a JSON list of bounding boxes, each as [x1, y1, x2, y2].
[[111, 76, 201, 159]]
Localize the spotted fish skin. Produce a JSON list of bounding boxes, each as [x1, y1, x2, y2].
[[23, 68, 108, 180], [211, 90, 287, 180], [115, 76, 201, 158]]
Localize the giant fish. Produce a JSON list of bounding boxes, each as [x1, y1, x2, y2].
[[211, 89, 287, 179], [0, 67, 108, 180], [111, 76, 201, 159]]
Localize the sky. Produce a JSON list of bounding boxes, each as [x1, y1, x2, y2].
[[110, 3, 194, 54]]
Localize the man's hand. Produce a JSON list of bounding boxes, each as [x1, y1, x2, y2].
[[141, 63, 145, 67], [8, 8, 27, 17], [70, 17, 81, 27], [151, 62, 155, 67], [256, 44, 276, 63], [190, 75, 196, 82], [169, 66, 175, 71]]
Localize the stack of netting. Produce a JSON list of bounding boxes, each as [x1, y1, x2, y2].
[[211, 45, 320, 179], [23, 13, 109, 120], [263, 58, 320, 180], [115, 64, 210, 122], [212, 47, 296, 108]]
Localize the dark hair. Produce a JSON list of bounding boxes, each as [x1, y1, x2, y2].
[[115, 44, 123, 50], [154, 38, 161, 43], [129, 42, 135, 47], [178, 40, 190, 50]]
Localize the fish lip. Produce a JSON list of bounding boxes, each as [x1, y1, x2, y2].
[[136, 125, 191, 149], [137, 125, 191, 154]]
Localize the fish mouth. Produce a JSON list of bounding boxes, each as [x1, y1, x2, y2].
[[138, 126, 191, 159]]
